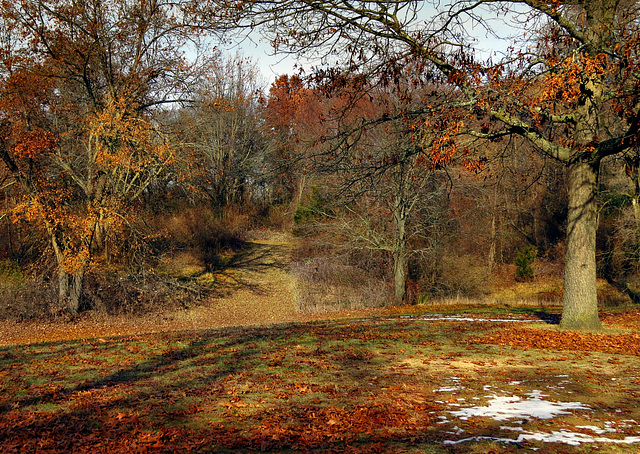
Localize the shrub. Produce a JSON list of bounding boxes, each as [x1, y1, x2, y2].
[[291, 254, 394, 312], [419, 254, 489, 299], [83, 271, 199, 315], [0, 273, 56, 321], [163, 207, 246, 271], [515, 246, 537, 281]]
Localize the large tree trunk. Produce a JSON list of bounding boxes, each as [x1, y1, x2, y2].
[[58, 268, 86, 315], [393, 244, 407, 301], [560, 160, 602, 330], [49, 225, 89, 315]]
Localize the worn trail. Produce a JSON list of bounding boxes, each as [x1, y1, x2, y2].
[[0, 238, 304, 346]]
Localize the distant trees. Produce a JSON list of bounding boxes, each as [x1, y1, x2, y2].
[[0, 0, 638, 326], [207, 0, 640, 330], [263, 70, 477, 302], [174, 55, 269, 209]]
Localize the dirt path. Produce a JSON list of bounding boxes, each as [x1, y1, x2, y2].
[[0, 238, 306, 346]]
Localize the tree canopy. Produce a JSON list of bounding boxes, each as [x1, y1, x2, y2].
[[200, 0, 640, 330]]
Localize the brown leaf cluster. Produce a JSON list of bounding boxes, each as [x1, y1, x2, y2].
[[469, 326, 640, 356], [0, 399, 437, 453]]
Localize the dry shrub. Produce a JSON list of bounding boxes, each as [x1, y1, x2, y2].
[[291, 255, 394, 313], [597, 280, 631, 307], [162, 206, 246, 271], [0, 270, 57, 321], [254, 203, 293, 231], [421, 254, 490, 299], [83, 271, 199, 315]]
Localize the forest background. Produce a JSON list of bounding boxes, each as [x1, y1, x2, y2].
[[0, 0, 638, 331]]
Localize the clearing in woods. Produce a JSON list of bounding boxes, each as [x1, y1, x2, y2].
[[2, 236, 640, 453]]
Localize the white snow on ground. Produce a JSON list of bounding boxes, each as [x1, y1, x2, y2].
[[435, 376, 464, 393], [443, 385, 640, 446], [388, 314, 538, 322], [448, 390, 589, 421], [435, 386, 462, 392], [444, 430, 640, 446]]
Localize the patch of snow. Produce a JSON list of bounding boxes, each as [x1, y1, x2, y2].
[[503, 427, 640, 446], [436, 377, 464, 393], [449, 390, 590, 422], [444, 430, 640, 446], [576, 425, 612, 435], [435, 386, 462, 392], [381, 314, 538, 323], [446, 426, 466, 436], [417, 315, 538, 323]]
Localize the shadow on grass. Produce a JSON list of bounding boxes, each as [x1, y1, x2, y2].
[[533, 311, 561, 324], [191, 241, 291, 295], [0, 320, 456, 452], [1, 317, 617, 453]]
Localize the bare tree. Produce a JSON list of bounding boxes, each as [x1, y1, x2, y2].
[[175, 54, 269, 209], [204, 0, 640, 329]]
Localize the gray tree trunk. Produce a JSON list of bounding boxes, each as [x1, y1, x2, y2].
[[58, 268, 85, 315], [392, 198, 407, 302], [560, 160, 602, 330], [393, 243, 407, 301], [49, 226, 88, 315]]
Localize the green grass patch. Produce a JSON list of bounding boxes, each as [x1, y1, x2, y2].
[[1, 308, 640, 452]]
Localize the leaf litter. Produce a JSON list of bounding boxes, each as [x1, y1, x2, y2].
[[1, 241, 640, 452]]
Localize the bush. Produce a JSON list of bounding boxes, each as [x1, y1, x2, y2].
[[0, 273, 57, 321], [515, 246, 537, 281], [163, 207, 246, 271], [83, 271, 200, 315], [291, 254, 394, 312], [419, 254, 489, 299]]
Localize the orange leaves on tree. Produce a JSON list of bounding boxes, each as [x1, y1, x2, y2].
[[11, 130, 55, 159], [87, 96, 171, 172], [419, 118, 466, 170], [529, 53, 609, 108]]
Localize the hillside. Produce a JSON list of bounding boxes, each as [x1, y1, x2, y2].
[[0, 237, 304, 346]]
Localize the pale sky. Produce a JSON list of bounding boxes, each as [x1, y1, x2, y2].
[[225, 4, 531, 83]]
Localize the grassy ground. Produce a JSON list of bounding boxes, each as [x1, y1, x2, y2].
[[2, 236, 640, 452], [2, 307, 640, 453]]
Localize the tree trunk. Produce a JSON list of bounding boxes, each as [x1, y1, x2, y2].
[[560, 160, 602, 330], [58, 268, 85, 315], [488, 186, 498, 274], [48, 225, 89, 315], [393, 246, 407, 301], [393, 201, 407, 302]]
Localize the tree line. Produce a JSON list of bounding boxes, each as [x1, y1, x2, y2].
[[0, 0, 638, 330]]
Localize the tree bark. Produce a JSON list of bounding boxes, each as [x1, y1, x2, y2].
[[392, 197, 407, 302], [393, 243, 407, 301], [48, 224, 89, 315], [560, 160, 602, 330], [58, 268, 85, 315]]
